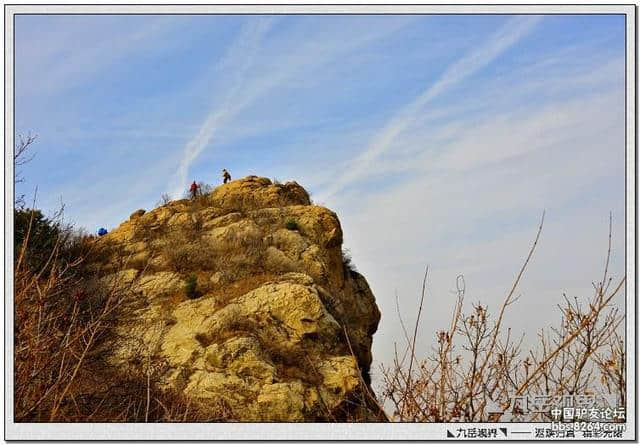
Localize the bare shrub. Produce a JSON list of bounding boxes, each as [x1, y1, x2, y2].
[[14, 133, 37, 208], [342, 248, 358, 274], [14, 208, 131, 421], [380, 213, 626, 422], [156, 193, 171, 207], [197, 181, 214, 195], [14, 133, 37, 183]]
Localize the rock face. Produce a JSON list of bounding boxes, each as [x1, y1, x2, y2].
[[94, 176, 382, 421]]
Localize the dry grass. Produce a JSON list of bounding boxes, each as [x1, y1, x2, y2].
[[379, 213, 626, 422], [161, 229, 215, 273]]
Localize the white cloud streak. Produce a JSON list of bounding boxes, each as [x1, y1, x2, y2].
[[169, 18, 276, 197], [169, 17, 417, 197], [16, 16, 186, 97], [321, 15, 542, 200]]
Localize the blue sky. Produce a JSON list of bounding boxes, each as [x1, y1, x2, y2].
[[15, 14, 627, 386]]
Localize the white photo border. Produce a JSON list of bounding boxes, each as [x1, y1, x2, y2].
[[3, 3, 636, 441]]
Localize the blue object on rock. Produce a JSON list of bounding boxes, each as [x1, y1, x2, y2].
[[98, 227, 108, 236]]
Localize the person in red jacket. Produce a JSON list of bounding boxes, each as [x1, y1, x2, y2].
[[189, 180, 200, 199]]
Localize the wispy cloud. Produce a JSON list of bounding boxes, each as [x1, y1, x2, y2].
[[15, 15, 187, 97], [169, 18, 276, 197], [321, 15, 542, 200], [324, 66, 624, 372], [168, 16, 417, 197]]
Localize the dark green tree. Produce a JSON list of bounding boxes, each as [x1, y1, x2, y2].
[[14, 208, 60, 272]]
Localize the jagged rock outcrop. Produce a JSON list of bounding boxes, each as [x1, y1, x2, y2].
[[92, 176, 383, 421]]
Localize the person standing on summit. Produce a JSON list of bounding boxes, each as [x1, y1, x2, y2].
[[222, 169, 231, 184], [189, 180, 200, 199]]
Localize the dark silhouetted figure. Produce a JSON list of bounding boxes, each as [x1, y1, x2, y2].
[[222, 169, 231, 184]]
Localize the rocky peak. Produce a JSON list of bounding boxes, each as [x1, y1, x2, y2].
[[92, 176, 383, 421]]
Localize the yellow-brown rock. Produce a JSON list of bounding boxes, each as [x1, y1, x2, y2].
[[92, 176, 383, 421]]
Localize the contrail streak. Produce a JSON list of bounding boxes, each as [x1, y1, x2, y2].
[[321, 15, 542, 201], [169, 17, 417, 198], [170, 18, 275, 198]]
